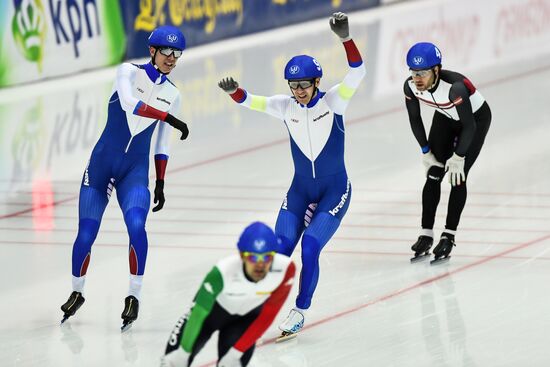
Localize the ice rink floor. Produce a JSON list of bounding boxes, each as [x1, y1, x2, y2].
[[1, 0, 550, 366]]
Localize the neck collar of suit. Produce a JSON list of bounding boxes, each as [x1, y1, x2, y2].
[[143, 62, 167, 84]]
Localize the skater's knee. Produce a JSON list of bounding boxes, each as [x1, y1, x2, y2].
[[277, 235, 296, 256], [75, 218, 100, 246], [301, 235, 322, 260], [275, 211, 302, 253], [427, 166, 445, 182], [303, 212, 340, 248], [124, 207, 147, 235]]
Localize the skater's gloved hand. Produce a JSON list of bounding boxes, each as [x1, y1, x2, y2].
[[329, 12, 350, 41], [422, 151, 444, 176], [218, 77, 239, 94], [445, 153, 466, 186], [217, 347, 243, 367], [152, 179, 165, 212], [160, 347, 190, 367], [165, 114, 189, 140]]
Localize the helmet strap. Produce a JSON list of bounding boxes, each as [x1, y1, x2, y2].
[[308, 87, 318, 105], [151, 48, 170, 75], [427, 66, 440, 91]]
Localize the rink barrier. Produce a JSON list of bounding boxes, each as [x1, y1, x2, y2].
[[120, 0, 381, 59]]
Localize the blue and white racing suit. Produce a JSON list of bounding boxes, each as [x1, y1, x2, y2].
[[227, 40, 365, 309], [72, 62, 180, 286]]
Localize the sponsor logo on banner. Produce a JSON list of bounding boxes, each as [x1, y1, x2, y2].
[[494, 0, 550, 56], [12, 0, 47, 69], [3, 0, 125, 86], [374, 0, 550, 98], [134, 0, 244, 34], [48, 0, 102, 57]]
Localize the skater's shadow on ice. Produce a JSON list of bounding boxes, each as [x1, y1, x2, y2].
[[121, 330, 139, 363], [60, 323, 84, 354], [420, 275, 477, 367]]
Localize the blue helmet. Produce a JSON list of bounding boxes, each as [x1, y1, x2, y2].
[[148, 25, 186, 51], [284, 55, 323, 80], [237, 222, 278, 253], [406, 42, 442, 70]]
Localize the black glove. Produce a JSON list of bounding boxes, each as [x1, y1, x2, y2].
[[218, 77, 239, 94], [152, 179, 165, 212], [165, 114, 189, 140], [329, 12, 349, 40]]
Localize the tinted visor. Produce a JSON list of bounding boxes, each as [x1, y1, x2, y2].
[[410, 69, 431, 78], [158, 47, 182, 58], [288, 79, 315, 90], [241, 251, 275, 263]]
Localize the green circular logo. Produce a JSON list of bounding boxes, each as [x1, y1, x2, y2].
[[12, 0, 46, 64]]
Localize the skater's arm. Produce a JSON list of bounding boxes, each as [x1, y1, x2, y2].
[[218, 77, 288, 120], [180, 266, 224, 353], [449, 82, 476, 156], [115, 64, 188, 136], [324, 12, 366, 115], [404, 80, 429, 153], [233, 261, 296, 352], [155, 95, 181, 158], [114, 63, 166, 120], [154, 95, 182, 179], [324, 39, 366, 115]]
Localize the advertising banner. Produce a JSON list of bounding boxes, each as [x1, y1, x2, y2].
[[0, 0, 126, 87], [120, 0, 380, 59], [372, 0, 550, 97]]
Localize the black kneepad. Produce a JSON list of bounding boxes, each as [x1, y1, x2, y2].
[[427, 166, 445, 181]]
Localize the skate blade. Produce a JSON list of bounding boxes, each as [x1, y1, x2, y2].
[[410, 253, 431, 263], [430, 256, 451, 265], [121, 321, 134, 333], [60, 316, 69, 325], [275, 331, 298, 343]]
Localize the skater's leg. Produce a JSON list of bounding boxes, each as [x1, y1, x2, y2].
[[292, 176, 351, 310], [423, 112, 455, 231], [116, 165, 150, 329], [71, 187, 110, 287], [275, 177, 309, 256], [421, 166, 445, 230], [275, 210, 303, 256], [117, 172, 150, 301], [62, 152, 111, 320], [444, 111, 490, 237], [217, 306, 262, 367], [297, 213, 342, 309]]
